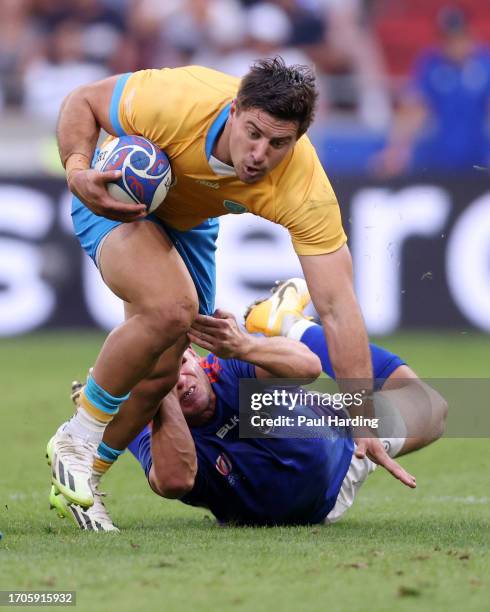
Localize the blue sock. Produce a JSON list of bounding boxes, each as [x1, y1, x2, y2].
[[93, 441, 126, 474], [82, 374, 130, 419], [127, 426, 153, 478], [97, 441, 125, 462]]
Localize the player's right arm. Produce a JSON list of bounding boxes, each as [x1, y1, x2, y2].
[[57, 75, 147, 221], [189, 309, 322, 379], [148, 389, 198, 499]]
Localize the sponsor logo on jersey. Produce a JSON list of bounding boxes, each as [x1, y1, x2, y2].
[[215, 453, 233, 476], [216, 415, 239, 439], [195, 179, 220, 189], [223, 200, 248, 214]]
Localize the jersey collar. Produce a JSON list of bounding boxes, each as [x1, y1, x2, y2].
[[205, 103, 231, 160]]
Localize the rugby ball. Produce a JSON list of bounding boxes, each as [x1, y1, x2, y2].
[[94, 135, 172, 213]]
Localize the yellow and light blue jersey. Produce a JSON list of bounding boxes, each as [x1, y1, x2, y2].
[[109, 66, 346, 256]]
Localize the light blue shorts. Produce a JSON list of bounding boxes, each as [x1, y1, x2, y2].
[[71, 197, 219, 315]]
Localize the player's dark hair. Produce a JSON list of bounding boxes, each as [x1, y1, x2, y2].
[[237, 57, 318, 137]]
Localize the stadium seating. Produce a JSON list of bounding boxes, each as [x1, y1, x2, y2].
[[373, 0, 490, 78]]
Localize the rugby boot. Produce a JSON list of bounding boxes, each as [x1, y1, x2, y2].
[[46, 423, 95, 508], [49, 471, 119, 532], [244, 278, 311, 336]]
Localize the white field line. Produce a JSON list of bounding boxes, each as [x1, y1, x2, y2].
[[6, 491, 151, 502], [6, 491, 490, 505], [358, 495, 490, 505]]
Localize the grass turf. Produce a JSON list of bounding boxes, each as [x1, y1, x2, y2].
[[1, 331, 489, 611]]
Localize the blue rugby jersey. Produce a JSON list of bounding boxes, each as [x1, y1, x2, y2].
[[180, 354, 354, 525]]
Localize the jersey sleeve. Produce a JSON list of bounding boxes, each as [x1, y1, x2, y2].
[[218, 357, 257, 381], [109, 69, 200, 149], [275, 140, 347, 256]]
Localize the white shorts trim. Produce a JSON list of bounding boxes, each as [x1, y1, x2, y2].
[[94, 231, 113, 270], [324, 451, 377, 524]]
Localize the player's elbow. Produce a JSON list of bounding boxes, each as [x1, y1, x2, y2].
[[61, 83, 89, 110], [158, 477, 195, 499], [299, 353, 323, 381], [150, 469, 196, 500]]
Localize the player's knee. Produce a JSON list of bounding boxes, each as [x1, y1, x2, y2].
[[150, 470, 195, 499], [152, 295, 198, 336], [140, 295, 198, 350], [432, 391, 448, 440], [419, 387, 448, 446]]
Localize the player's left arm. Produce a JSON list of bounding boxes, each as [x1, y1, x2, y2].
[[299, 247, 416, 489], [299, 244, 372, 384], [278, 147, 372, 385], [188, 309, 322, 380]]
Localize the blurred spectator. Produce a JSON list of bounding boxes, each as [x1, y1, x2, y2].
[[318, 0, 391, 128], [22, 19, 108, 123], [203, 3, 312, 78], [0, 0, 38, 107], [32, 0, 129, 70], [276, 0, 326, 48], [374, 6, 490, 176], [30, 0, 73, 31], [128, 0, 220, 68], [71, 0, 128, 68], [202, 0, 247, 53]]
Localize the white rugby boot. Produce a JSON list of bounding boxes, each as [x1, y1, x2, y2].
[[49, 470, 119, 533], [46, 423, 95, 508]]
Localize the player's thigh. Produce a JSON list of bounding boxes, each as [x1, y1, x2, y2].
[[99, 220, 198, 315]]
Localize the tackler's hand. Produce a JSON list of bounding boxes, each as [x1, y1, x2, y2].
[[188, 309, 248, 359], [354, 430, 416, 489]]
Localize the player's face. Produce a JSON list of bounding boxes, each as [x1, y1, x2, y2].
[[228, 103, 299, 184], [443, 30, 473, 62], [176, 349, 215, 425]]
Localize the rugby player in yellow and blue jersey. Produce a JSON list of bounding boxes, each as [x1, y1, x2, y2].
[[48, 58, 395, 510]]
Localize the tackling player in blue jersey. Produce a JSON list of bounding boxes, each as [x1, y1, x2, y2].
[[51, 280, 446, 531]]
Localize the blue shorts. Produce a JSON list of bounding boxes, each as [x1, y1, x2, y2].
[[71, 197, 219, 315]]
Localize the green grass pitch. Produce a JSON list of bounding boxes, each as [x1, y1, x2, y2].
[[1, 331, 489, 611]]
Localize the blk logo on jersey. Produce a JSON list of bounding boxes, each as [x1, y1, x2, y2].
[[215, 453, 233, 476], [216, 415, 239, 439]]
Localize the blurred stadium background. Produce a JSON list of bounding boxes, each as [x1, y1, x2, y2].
[[1, 0, 490, 338], [1, 3, 489, 608]]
